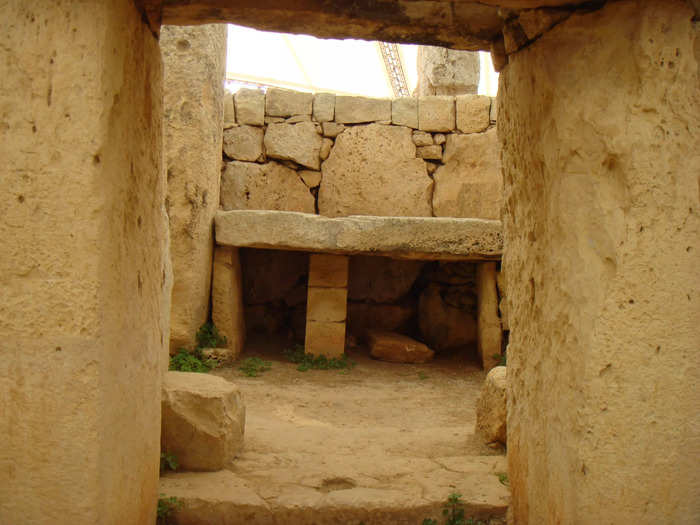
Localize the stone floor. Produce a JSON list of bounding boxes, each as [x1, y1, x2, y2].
[[160, 335, 509, 524]]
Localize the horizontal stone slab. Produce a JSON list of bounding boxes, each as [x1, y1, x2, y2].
[[215, 210, 502, 260]]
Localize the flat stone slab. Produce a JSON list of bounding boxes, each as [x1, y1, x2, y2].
[[215, 210, 502, 261]]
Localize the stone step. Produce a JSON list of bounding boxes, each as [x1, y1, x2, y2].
[[214, 210, 502, 261], [160, 455, 509, 525]]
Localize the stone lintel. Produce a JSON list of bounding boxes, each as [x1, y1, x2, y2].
[[215, 210, 502, 261]]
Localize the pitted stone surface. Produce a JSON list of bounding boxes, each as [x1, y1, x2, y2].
[[264, 122, 323, 170], [392, 97, 419, 128], [456, 95, 491, 134], [223, 125, 264, 161], [235, 88, 265, 126], [335, 96, 391, 124], [265, 87, 312, 117]]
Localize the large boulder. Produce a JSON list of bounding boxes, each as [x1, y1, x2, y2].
[[432, 128, 502, 219], [475, 366, 507, 445], [318, 124, 433, 217], [367, 331, 434, 364], [161, 371, 246, 471], [348, 256, 425, 303], [419, 283, 477, 351], [220, 160, 315, 213]]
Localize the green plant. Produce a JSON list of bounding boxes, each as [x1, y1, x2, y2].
[[160, 452, 178, 473], [421, 493, 487, 525], [169, 348, 216, 373], [239, 357, 272, 377], [284, 345, 355, 372], [497, 472, 509, 486], [196, 321, 227, 349], [157, 495, 181, 524], [492, 350, 506, 367], [418, 371, 429, 380]]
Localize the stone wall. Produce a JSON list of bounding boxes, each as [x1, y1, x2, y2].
[[0, 0, 168, 523], [221, 88, 500, 220], [499, 1, 700, 523]]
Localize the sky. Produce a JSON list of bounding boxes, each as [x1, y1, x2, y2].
[[226, 25, 498, 97]]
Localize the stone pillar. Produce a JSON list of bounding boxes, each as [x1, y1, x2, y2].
[[162, 24, 227, 352], [211, 246, 246, 359], [305, 254, 349, 357], [499, 1, 700, 523], [476, 262, 502, 371], [0, 1, 168, 523], [415, 46, 480, 96]]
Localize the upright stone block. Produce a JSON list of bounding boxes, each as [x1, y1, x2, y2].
[[313, 92, 336, 122], [418, 96, 455, 132], [476, 262, 502, 371], [211, 246, 245, 359], [265, 87, 312, 117], [308, 254, 349, 288], [455, 94, 491, 133], [234, 88, 265, 126], [307, 287, 348, 323], [305, 320, 346, 358], [392, 97, 419, 128], [163, 24, 227, 352]]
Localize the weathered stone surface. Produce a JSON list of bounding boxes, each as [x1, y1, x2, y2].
[[322, 121, 345, 137], [416, 46, 480, 96], [334, 96, 391, 124], [367, 331, 434, 364], [320, 137, 333, 161], [412, 130, 434, 147], [475, 366, 506, 445], [264, 122, 323, 169], [285, 114, 311, 123], [500, 3, 700, 523], [211, 246, 245, 359], [313, 93, 335, 122], [265, 116, 285, 124], [418, 96, 455, 132], [224, 91, 236, 127], [223, 125, 263, 161], [518, 7, 570, 41], [318, 124, 433, 217], [476, 262, 502, 371], [162, 372, 245, 471], [456, 95, 491, 134], [433, 128, 502, 219], [434, 133, 446, 145], [426, 162, 438, 175], [392, 97, 419, 128], [220, 161, 315, 213], [349, 256, 424, 303], [234, 88, 265, 126], [419, 283, 477, 351], [215, 210, 504, 260], [347, 303, 415, 337], [417, 145, 443, 160], [305, 320, 346, 357], [265, 87, 312, 117], [163, 24, 226, 353], [309, 254, 349, 288], [307, 287, 348, 323], [489, 97, 497, 123], [299, 170, 322, 188], [241, 249, 308, 305]]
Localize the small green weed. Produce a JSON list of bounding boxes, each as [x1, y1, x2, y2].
[[196, 321, 227, 349], [169, 348, 216, 373], [418, 371, 429, 380], [497, 472, 509, 486], [160, 452, 178, 473], [421, 493, 487, 525], [157, 495, 181, 524], [492, 350, 506, 367], [284, 345, 355, 372], [239, 357, 272, 377]]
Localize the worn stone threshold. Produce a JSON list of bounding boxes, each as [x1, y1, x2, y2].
[[215, 210, 503, 260]]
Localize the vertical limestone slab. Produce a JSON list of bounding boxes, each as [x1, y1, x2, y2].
[[476, 263, 502, 371], [308, 254, 349, 288], [0, 1, 169, 523], [211, 246, 245, 359], [305, 320, 347, 358], [162, 24, 227, 351], [500, 1, 700, 523], [416, 46, 480, 96]]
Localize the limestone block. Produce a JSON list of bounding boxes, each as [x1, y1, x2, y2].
[[161, 372, 246, 471], [318, 124, 433, 217], [426, 162, 438, 175], [412, 130, 434, 146], [476, 262, 501, 371], [305, 321, 346, 357], [366, 331, 434, 364], [347, 303, 415, 337], [211, 246, 245, 359], [348, 256, 424, 302], [433, 128, 502, 219], [518, 8, 570, 41], [223, 125, 263, 162], [234, 88, 265, 126], [163, 24, 227, 352], [475, 366, 506, 445], [320, 137, 333, 161], [419, 283, 477, 352], [416, 46, 480, 96], [489, 97, 497, 123], [418, 96, 455, 132], [417, 145, 443, 160], [241, 249, 308, 305], [224, 92, 236, 127], [392, 97, 418, 128], [265, 116, 285, 124], [306, 287, 348, 323], [335, 95, 391, 124], [434, 133, 446, 145], [309, 254, 349, 288], [299, 170, 322, 188], [322, 122, 345, 137], [456, 95, 491, 134], [313, 93, 336, 122], [265, 87, 312, 117], [220, 160, 315, 213], [264, 122, 323, 170]]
